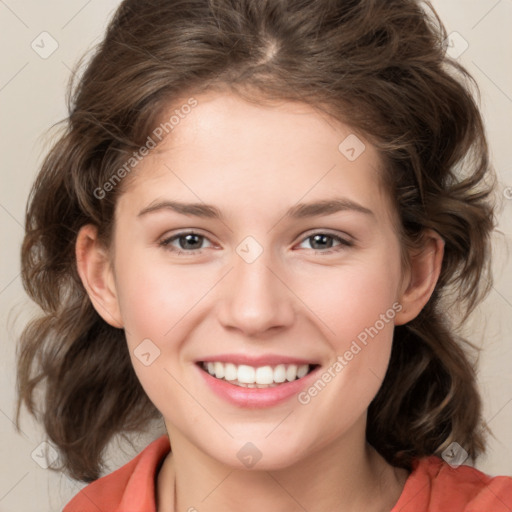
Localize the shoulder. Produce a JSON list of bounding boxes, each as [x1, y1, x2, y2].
[[392, 455, 512, 512], [63, 435, 171, 512]]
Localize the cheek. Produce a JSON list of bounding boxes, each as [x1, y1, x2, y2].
[[114, 247, 214, 342], [113, 255, 211, 412], [299, 253, 402, 345], [293, 268, 400, 445], [295, 252, 402, 402]]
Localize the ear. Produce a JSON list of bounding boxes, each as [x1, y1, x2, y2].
[[394, 229, 445, 325], [75, 224, 123, 328]]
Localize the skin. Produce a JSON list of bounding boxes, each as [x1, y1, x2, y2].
[[76, 90, 444, 512]]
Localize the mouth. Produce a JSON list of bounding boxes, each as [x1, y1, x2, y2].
[[197, 361, 320, 388]]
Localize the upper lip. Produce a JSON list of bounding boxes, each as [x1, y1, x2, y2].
[[196, 354, 320, 367]]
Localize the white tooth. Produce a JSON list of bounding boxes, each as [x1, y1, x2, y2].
[[286, 364, 298, 381], [214, 362, 225, 379], [205, 361, 312, 385], [297, 364, 309, 379], [255, 366, 274, 385], [247, 383, 256, 388], [237, 365, 255, 384], [224, 363, 238, 381], [273, 364, 286, 383]]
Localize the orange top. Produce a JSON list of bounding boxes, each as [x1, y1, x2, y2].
[[63, 435, 512, 512]]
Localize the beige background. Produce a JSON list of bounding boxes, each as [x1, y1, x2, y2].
[[1, 0, 511, 510]]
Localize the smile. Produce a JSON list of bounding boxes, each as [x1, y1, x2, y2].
[[199, 361, 318, 388]]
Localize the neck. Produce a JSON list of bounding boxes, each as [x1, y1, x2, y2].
[[157, 416, 408, 512]]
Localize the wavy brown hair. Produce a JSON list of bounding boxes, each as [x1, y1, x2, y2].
[[16, 0, 496, 482]]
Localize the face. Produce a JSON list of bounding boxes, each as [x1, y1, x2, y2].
[[106, 90, 408, 469]]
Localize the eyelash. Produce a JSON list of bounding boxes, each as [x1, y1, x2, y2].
[[158, 230, 354, 256]]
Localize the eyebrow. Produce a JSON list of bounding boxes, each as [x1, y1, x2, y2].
[[137, 198, 374, 220]]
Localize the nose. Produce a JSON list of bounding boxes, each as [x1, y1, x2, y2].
[[217, 246, 296, 337]]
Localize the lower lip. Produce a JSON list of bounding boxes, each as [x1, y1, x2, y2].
[[196, 363, 321, 408]]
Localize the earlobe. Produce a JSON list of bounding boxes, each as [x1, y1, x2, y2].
[[394, 229, 445, 325], [75, 224, 123, 328]]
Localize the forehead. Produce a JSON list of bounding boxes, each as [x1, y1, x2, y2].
[[165, 90, 370, 163], [118, 91, 393, 222]]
